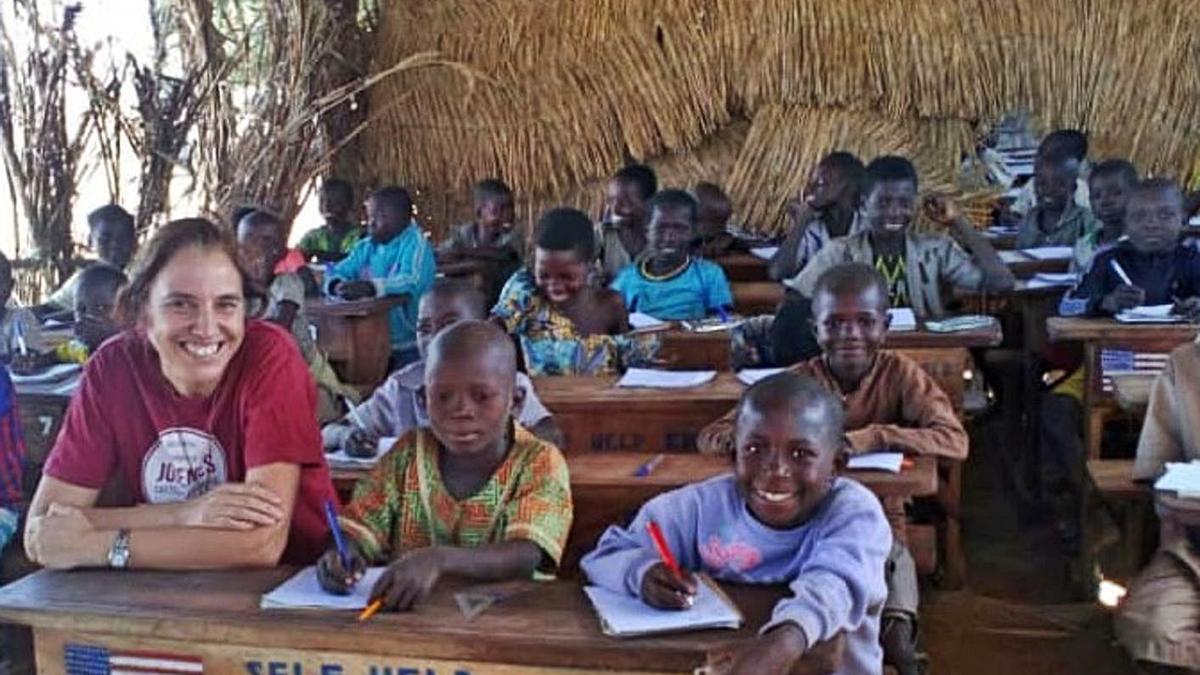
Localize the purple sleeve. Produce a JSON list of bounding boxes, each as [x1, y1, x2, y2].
[[762, 483, 891, 644], [580, 484, 705, 597]]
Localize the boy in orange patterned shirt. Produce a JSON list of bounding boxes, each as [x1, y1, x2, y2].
[[316, 320, 572, 611]]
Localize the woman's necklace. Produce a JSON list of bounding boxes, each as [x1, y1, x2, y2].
[[640, 255, 690, 281]]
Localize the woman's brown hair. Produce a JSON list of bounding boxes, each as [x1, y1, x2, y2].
[[115, 218, 263, 325]]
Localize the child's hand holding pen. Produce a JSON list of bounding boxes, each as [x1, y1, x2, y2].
[[1174, 296, 1200, 323], [641, 562, 698, 610], [316, 545, 367, 595]]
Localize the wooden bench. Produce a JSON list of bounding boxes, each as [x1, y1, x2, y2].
[[1087, 459, 1154, 581]]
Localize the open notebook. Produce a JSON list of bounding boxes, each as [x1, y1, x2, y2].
[[584, 574, 743, 637], [261, 565, 388, 610]]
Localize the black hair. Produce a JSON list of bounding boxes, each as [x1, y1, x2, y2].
[[76, 263, 128, 297], [426, 319, 517, 378], [116, 218, 262, 325], [692, 182, 730, 205], [649, 189, 698, 222], [812, 262, 890, 310], [320, 178, 354, 203], [820, 151, 867, 198], [368, 186, 414, 217], [1129, 177, 1184, 206], [535, 207, 596, 260], [1039, 129, 1088, 161], [422, 277, 486, 319], [87, 204, 134, 234], [1089, 159, 1139, 187], [863, 155, 919, 197], [473, 178, 514, 205], [737, 372, 845, 446], [236, 208, 283, 232], [612, 163, 658, 200]]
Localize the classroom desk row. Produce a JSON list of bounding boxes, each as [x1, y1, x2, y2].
[[0, 569, 842, 675], [333, 452, 939, 577]]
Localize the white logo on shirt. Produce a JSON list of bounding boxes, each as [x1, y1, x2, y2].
[[140, 427, 229, 503]]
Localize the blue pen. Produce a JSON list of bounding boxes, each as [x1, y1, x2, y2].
[[634, 453, 665, 477], [323, 500, 351, 569], [715, 306, 731, 323]]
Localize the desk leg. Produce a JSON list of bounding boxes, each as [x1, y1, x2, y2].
[[1083, 343, 1104, 460], [938, 460, 967, 590]]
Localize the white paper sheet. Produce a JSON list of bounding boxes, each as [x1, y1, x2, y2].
[[998, 250, 1029, 264], [846, 452, 905, 473], [583, 578, 742, 637], [261, 566, 389, 610], [887, 308, 917, 332], [1155, 461, 1200, 499], [628, 312, 668, 330], [736, 368, 786, 387], [1116, 304, 1182, 323], [749, 246, 779, 260], [1020, 246, 1074, 261], [617, 368, 716, 389]]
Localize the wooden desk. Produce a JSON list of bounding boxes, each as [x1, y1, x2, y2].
[[0, 570, 826, 675], [656, 328, 733, 371], [1087, 459, 1148, 500], [1047, 318, 1197, 457], [306, 296, 404, 389], [714, 253, 769, 282], [1002, 253, 1071, 279], [438, 259, 487, 289], [532, 374, 745, 453], [731, 282, 783, 315]]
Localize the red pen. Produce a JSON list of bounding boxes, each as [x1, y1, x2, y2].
[[646, 521, 683, 580]]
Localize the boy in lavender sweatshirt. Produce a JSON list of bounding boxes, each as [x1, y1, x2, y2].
[[581, 373, 890, 675]]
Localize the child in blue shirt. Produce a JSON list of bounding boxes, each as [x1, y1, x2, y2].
[[610, 189, 734, 321], [582, 372, 890, 675], [326, 186, 436, 366]]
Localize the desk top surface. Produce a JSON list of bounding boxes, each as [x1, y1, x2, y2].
[[1046, 317, 1200, 343], [567, 451, 939, 498], [1087, 459, 1149, 499], [304, 295, 404, 317], [531, 373, 747, 406], [0, 569, 782, 671]]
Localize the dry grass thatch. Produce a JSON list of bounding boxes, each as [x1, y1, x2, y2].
[[364, 0, 1200, 238]]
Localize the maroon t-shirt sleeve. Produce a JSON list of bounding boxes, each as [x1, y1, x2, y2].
[[240, 326, 325, 470], [43, 345, 120, 490]]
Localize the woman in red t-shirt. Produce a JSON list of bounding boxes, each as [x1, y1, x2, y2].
[[25, 218, 336, 569]]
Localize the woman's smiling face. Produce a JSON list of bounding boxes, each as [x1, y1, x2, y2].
[[143, 245, 246, 397]]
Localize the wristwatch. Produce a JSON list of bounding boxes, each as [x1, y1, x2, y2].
[[107, 529, 131, 569]]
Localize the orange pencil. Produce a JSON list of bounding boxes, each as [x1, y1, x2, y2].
[[358, 598, 383, 622]]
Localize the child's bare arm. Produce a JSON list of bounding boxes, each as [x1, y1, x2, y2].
[[604, 290, 631, 334]]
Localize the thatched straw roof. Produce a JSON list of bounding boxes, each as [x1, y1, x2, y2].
[[364, 0, 1200, 237]]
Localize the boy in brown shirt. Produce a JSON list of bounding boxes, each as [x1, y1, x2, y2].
[[698, 262, 968, 675]]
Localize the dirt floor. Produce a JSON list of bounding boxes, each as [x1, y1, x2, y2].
[[922, 412, 1138, 675]]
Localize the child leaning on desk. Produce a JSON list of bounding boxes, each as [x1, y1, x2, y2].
[[316, 320, 573, 611], [325, 185, 436, 369], [9, 264, 125, 374], [610, 189, 734, 322], [1063, 178, 1200, 321], [702, 262, 967, 675], [582, 373, 890, 675]]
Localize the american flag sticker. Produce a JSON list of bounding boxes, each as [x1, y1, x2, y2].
[[65, 643, 204, 675]]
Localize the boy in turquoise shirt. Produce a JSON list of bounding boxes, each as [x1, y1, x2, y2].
[[326, 186, 436, 367], [610, 189, 734, 321]]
